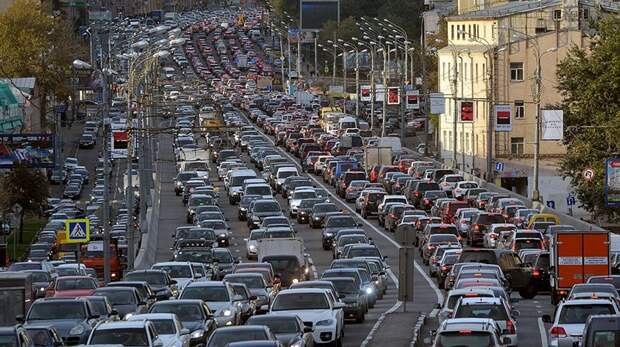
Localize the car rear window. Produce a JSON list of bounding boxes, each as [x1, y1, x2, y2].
[[459, 250, 498, 264], [475, 214, 506, 225], [454, 303, 509, 320], [559, 304, 616, 324]]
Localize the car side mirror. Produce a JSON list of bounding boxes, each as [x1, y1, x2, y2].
[[180, 328, 190, 335], [153, 339, 163, 347], [15, 315, 24, 324], [333, 302, 345, 309], [89, 314, 100, 320], [249, 295, 257, 300], [260, 304, 269, 312], [541, 314, 552, 323], [512, 310, 520, 317], [110, 309, 119, 316], [195, 273, 203, 279], [303, 326, 313, 333], [169, 279, 178, 285], [234, 257, 240, 264], [434, 303, 441, 310]]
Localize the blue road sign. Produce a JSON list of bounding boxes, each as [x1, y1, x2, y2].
[[495, 162, 505, 172], [566, 196, 576, 206], [546, 200, 556, 209]]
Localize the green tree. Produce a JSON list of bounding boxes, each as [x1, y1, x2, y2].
[[0, 163, 50, 241], [0, 0, 83, 128], [556, 16, 620, 222]]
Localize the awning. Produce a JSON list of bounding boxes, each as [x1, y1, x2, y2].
[[0, 83, 18, 107]]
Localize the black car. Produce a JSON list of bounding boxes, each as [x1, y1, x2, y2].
[[296, 198, 323, 224], [529, 252, 551, 293], [239, 194, 261, 221], [25, 326, 65, 347], [309, 203, 340, 228], [78, 133, 96, 149], [246, 314, 314, 346], [123, 269, 179, 300], [149, 299, 216, 345], [323, 277, 366, 322], [322, 215, 361, 250], [23, 298, 101, 345], [92, 287, 148, 319], [248, 200, 283, 229]]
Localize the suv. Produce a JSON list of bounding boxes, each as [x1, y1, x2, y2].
[[410, 182, 440, 207], [432, 318, 507, 347], [360, 191, 387, 219], [469, 213, 506, 246], [458, 248, 536, 298], [452, 297, 518, 346]]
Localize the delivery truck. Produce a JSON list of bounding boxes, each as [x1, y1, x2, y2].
[[257, 238, 311, 287], [364, 146, 392, 173], [0, 272, 34, 326], [549, 230, 610, 305]]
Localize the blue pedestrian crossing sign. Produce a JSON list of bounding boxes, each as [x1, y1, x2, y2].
[[63, 219, 90, 244]]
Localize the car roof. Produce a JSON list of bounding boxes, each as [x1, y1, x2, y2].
[[458, 297, 504, 305], [278, 288, 329, 295], [127, 313, 178, 321], [560, 299, 619, 306], [95, 321, 148, 330], [439, 318, 498, 332], [184, 281, 228, 288]]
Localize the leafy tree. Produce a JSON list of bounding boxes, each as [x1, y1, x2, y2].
[[0, 0, 84, 128], [556, 16, 620, 222], [0, 163, 50, 241]]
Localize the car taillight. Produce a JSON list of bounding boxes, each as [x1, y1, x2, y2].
[[550, 326, 567, 338], [441, 265, 449, 271], [415, 192, 421, 197], [506, 320, 516, 334], [423, 198, 430, 204], [490, 233, 498, 239], [427, 245, 433, 250], [532, 268, 540, 277], [389, 213, 396, 219], [474, 224, 480, 231]]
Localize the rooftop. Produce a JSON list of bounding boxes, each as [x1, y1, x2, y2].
[[450, 0, 560, 20]]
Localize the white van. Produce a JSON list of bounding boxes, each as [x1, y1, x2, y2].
[[275, 167, 299, 191], [338, 116, 358, 131], [377, 137, 402, 154]]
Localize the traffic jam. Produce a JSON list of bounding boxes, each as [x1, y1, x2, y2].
[[2, 7, 620, 347]]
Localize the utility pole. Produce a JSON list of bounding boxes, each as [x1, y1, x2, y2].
[[370, 48, 375, 131], [354, 49, 360, 117], [126, 65, 135, 270], [421, 38, 430, 157], [486, 49, 495, 183], [533, 53, 542, 202], [382, 48, 388, 138], [459, 55, 465, 171], [102, 70, 111, 284], [452, 51, 459, 169]]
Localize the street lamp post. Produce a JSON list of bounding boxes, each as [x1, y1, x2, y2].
[[356, 37, 376, 131], [343, 42, 360, 116]]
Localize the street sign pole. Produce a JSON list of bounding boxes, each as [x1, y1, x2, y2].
[[395, 225, 416, 312]]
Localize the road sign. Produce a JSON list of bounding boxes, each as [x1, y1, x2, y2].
[[398, 247, 415, 304], [583, 168, 595, 181], [546, 200, 556, 209], [605, 158, 620, 207], [567, 196, 576, 206], [495, 162, 505, 172], [62, 219, 90, 244]]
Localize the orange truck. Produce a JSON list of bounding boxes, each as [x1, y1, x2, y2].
[[81, 240, 124, 281], [550, 231, 610, 305]]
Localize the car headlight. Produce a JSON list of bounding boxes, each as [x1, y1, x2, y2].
[[39, 287, 46, 291], [240, 207, 247, 211], [124, 313, 133, 320], [314, 216, 320, 220], [304, 267, 309, 274], [219, 233, 227, 238], [249, 245, 256, 250], [290, 340, 304, 347], [325, 232, 333, 237], [70, 325, 85, 335], [222, 309, 232, 316], [365, 287, 374, 294], [191, 329, 204, 339], [316, 319, 335, 326]]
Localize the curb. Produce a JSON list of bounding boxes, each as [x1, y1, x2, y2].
[[410, 314, 427, 347]]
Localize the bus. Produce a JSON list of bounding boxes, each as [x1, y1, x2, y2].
[[110, 119, 129, 160], [319, 107, 342, 129]]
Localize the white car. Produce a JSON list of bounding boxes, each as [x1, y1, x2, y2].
[[453, 297, 519, 346], [452, 181, 479, 199], [438, 174, 465, 192], [268, 288, 345, 346], [245, 229, 264, 260], [151, 262, 200, 290], [179, 281, 242, 327], [287, 188, 317, 216], [86, 320, 164, 347], [484, 224, 518, 248], [544, 298, 620, 347], [437, 287, 497, 324], [127, 313, 190, 347]]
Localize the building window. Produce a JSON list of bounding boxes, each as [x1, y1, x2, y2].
[[442, 62, 446, 80], [582, 8, 590, 19], [451, 25, 455, 40], [510, 62, 524, 81], [443, 131, 447, 148], [514, 100, 525, 119], [465, 133, 470, 153], [511, 137, 524, 155], [468, 24, 471, 38], [475, 63, 479, 82]]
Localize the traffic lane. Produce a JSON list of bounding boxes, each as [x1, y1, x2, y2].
[[513, 297, 550, 347]]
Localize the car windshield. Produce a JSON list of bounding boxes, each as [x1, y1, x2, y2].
[[152, 265, 192, 278], [26, 272, 51, 282], [90, 329, 149, 346], [339, 236, 366, 246], [201, 221, 225, 229], [559, 304, 615, 324], [327, 217, 356, 227], [272, 293, 330, 310], [246, 186, 271, 195], [182, 286, 230, 301], [226, 276, 264, 289], [293, 191, 316, 199], [150, 320, 176, 335], [56, 278, 96, 290], [28, 302, 86, 320], [214, 251, 234, 263], [254, 201, 280, 213], [151, 304, 203, 321], [250, 231, 264, 240], [330, 279, 358, 294], [207, 330, 268, 347], [124, 272, 166, 285], [454, 303, 509, 320], [315, 204, 338, 213], [572, 285, 616, 295], [249, 318, 298, 334], [57, 268, 81, 276], [589, 277, 620, 289], [266, 258, 300, 272], [95, 290, 137, 305], [437, 332, 493, 347], [0, 335, 17, 347], [348, 248, 381, 258], [8, 263, 41, 271]]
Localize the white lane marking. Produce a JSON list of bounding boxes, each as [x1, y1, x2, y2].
[[429, 308, 439, 318], [307, 256, 318, 279], [538, 317, 549, 347], [360, 300, 403, 347]]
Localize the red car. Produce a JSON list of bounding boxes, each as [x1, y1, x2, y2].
[[46, 276, 98, 298]]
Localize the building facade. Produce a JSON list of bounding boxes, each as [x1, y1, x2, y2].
[[436, 0, 615, 203]]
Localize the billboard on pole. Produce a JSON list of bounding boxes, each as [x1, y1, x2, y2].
[[429, 93, 445, 114], [387, 87, 400, 105], [542, 110, 564, 140], [459, 101, 474, 122], [300, 0, 339, 31], [406, 90, 419, 110], [0, 134, 55, 168], [360, 85, 371, 102], [495, 104, 512, 132], [605, 158, 620, 207], [375, 84, 385, 102]]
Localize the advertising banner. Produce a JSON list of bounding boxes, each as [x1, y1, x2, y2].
[[495, 104, 512, 132], [542, 110, 564, 140], [387, 87, 400, 105], [459, 100, 474, 122], [429, 93, 445, 114], [0, 134, 55, 168], [605, 158, 620, 207], [406, 90, 420, 110], [360, 85, 371, 102], [375, 84, 385, 102]]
